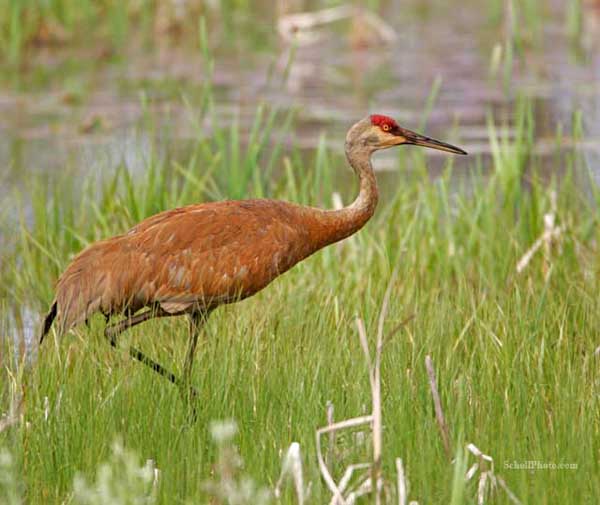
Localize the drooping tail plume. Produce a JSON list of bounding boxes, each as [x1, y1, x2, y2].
[[39, 301, 57, 345]]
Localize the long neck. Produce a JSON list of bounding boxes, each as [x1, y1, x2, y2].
[[311, 145, 379, 247]]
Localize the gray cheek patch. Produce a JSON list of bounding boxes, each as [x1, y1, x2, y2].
[[364, 134, 379, 145]]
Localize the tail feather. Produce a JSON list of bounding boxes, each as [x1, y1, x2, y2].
[[39, 301, 57, 345]]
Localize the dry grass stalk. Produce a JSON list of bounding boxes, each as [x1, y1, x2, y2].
[[464, 443, 522, 505], [371, 267, 398, 505], [275, 442, 307, 504], [317, 414, 374, 504], [332, 192, 344, 211], [326, 463, 372, 505], [395, 458, 407, 505], [43, 396, 50, 421], [424, 355, 452, 460], [336, 463, 371, 495], [145, 458, 160, 501], [277, 4, 395, 45], [516, 190, 563, 278], [516, 223, 564, 274], [345, 477, 373, 504], [326, 400, 335, 466], [0, 369, 23, 434], [317, 270, 406, 505], [477, 471, 488, 505], [278, 5, 353, 44], [496, 476, 523, 504]]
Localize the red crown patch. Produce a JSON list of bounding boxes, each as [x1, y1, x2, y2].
[[370, 114, 399, 130]]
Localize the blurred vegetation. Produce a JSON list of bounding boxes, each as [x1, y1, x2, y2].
[[0, 0, 590, 65], [0, 0, 270, 65]]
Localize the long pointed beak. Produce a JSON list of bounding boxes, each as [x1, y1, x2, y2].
[[400, 128, 467, 155]]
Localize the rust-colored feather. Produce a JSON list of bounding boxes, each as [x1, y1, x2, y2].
[[51, 199, 359, 335]]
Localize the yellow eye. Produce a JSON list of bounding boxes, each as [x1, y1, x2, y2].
[[382, 124, 390, 132]]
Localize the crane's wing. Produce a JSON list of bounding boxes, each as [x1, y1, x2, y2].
[[53, 199, 317, 334], [130, 200, 317, 311]]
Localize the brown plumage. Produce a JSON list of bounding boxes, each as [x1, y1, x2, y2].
[[40, 114, 466, 412], [52, 199, 365, 333]]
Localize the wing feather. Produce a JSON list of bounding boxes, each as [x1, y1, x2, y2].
[[53, 200, 316, 334]]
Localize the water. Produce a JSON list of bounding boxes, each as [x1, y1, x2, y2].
[[1, 1, 599, 192]]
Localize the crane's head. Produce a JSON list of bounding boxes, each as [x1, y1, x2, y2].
[[346, 114, 467, 155]]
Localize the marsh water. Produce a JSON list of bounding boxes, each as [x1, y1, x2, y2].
[[2, 1, 600, 200], [2, 0, 600, 350]]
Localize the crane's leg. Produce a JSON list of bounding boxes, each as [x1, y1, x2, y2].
[[104, 308, 181, 386], [179, 310, 212, 421]]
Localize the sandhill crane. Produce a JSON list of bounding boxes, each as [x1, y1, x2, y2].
[[39, 115, 466, 413]]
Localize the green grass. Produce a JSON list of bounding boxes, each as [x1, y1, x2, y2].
[[1, 95, 599, 503]]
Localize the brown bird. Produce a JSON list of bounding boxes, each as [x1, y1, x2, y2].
[[39, 114, 466, 409]]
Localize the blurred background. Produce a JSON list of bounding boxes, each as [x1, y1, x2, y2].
[[1, 0, 600, 204], [2, 4, 600, 503]]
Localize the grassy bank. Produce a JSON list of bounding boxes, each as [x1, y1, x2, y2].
[[1, 97, 599, 503]]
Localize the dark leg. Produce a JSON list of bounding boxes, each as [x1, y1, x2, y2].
[[182, 312, 208, 385], [104, 308, 181, 386], [104, 309, 164, 345], [179, 310, 212, 421]]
